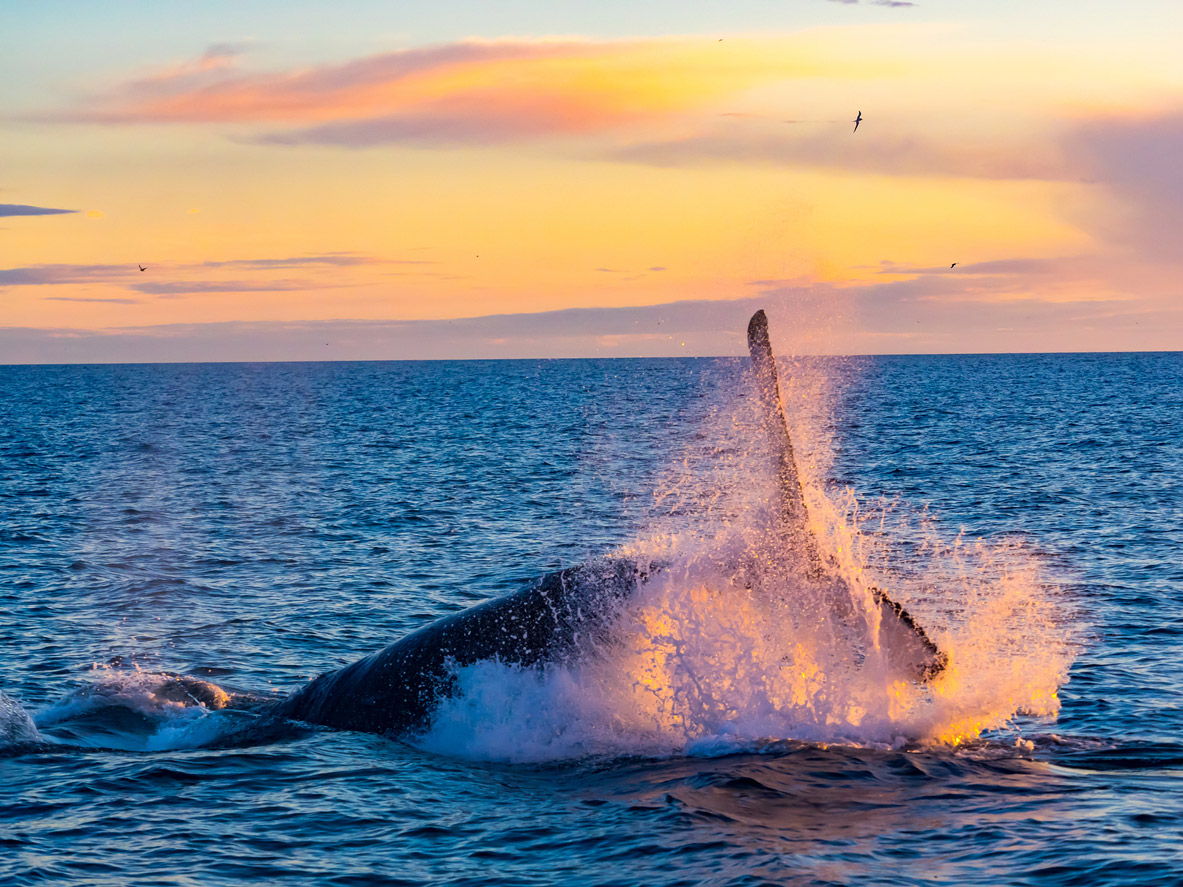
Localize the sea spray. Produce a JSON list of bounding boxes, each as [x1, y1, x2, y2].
[[420, 359, 1075, 761], [1, 690, 41, 746], [32, 666, 261, 751]]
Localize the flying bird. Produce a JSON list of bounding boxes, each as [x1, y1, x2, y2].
[[853, 111, 862, 133], [950, 262, 958, 268], [138, 264, 146, 272]]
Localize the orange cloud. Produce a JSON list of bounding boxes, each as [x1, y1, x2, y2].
[[44, 37, 859, 145], [57, 42, 687, 129]]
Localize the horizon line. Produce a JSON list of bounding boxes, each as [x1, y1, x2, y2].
[[3, 347, 1180, 369]]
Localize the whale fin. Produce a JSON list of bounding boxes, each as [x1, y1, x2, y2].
[[747, 309, 823, 571], [747, 309, 946, 682], [872, 588, 947, 681]]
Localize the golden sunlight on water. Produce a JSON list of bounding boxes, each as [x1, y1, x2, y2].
[[599, 357, 1076, 752]]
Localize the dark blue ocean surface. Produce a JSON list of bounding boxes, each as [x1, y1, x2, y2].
[[2, 353, 1181, 886]]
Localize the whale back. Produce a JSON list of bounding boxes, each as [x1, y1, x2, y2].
[[271, 559, 645, 736]]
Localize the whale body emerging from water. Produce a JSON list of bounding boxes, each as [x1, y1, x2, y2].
[[272, 310, 946, 738]]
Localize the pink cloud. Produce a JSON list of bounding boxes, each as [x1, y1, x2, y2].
[[63, 43, 548, 124], [1073, 110, 1183, 258], [46, 40, 640, 147], [39, 39, 745, 147]]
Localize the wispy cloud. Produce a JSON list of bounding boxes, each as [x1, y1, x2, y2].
[[828, 0, 916, 6], [0, 253, 383, 293], [610, 126, 1067, 180], [130, 280, 311, 297], [2, 286, 1177, 366], [1073, 109, 1183, 258], [0, 298, 766, 364], [37, 38, 836, 148], [44, 296, 141, 304], [42, 40, 674, 145], [257, 109, 595, 148], [876, 258, 1071, 276], [593, 265, 665, 281], [199, 254, 401, 269], [75, 42, 570, 123], [0, 203, 78, 217], [0, 264, 130, 285]]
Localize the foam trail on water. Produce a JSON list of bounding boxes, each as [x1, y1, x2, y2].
[[419, 357, 1075, 763]]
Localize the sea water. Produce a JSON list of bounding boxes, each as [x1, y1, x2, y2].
[[2, 353, 1181, 886]]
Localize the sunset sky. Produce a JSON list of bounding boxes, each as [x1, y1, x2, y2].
[[4, 0, 1182, 362]]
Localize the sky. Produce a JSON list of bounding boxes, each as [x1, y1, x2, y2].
[[3, 0, 1183, 362]]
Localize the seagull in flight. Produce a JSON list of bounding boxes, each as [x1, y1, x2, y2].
[[950, 262, 958, 269], [138, 264, 146, 272], [853, 111, 862, 133]]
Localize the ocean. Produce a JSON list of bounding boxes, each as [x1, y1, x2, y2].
[[2, 352, 1181, 886]]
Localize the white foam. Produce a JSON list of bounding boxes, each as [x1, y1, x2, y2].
[[143, 707, 244, 751], [34, 667, 247, 751], [1, 690, 42, 746]]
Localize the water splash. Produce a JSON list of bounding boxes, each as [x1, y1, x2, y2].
[[420, 360, 1075, 762], [1, 690, 42, 747], [33, 666, 264, 751]]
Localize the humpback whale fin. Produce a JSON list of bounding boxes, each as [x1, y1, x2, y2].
[[747, 309, 947, 682], [747, 309, 823, 572]]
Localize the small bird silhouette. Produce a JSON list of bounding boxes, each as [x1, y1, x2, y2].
[[853, 111, 862, 133], [950, 262, 958, 268], [138, 264, 146, 272]]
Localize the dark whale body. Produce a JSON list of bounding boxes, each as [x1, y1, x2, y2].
[[272, 311, 946, 738], [272, 559, 652, 736]]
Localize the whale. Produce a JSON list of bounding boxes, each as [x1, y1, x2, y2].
[[271, 310, 946, 738]]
